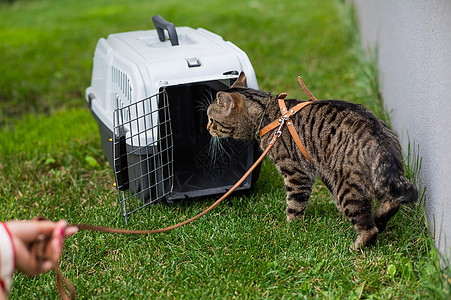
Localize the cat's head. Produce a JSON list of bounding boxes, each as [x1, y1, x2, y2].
[[206, 72, 270, 140]]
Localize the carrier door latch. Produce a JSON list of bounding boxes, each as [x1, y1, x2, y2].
[[185, 57, 202, 68]]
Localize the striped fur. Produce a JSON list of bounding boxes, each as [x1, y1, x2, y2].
[[206, 72, 418, 249]]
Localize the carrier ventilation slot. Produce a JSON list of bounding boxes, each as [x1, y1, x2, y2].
[[218, 78, 237, 88], [111, 65, 132, 107]]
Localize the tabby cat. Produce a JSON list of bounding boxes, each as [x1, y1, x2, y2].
[[206, 72, 418, 250]]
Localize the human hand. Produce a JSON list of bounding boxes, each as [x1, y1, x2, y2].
[[5, 220, 78, 276]]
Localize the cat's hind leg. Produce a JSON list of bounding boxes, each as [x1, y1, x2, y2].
[[338, 181, 378, 250], [373, 175, 417, 233], [371, 151, 418, 233], [373, 200, 401, 233]]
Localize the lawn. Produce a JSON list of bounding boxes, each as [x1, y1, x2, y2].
[[0, 0, 450, 298]]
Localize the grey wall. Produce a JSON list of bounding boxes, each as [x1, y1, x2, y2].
[[353, 0, 451, 260]]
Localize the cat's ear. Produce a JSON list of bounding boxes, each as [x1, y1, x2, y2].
[[231, 71, 247, 88], [217, 92, 235, 116]]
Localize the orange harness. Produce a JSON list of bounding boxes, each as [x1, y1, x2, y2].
[[258, 76, 317, 161]]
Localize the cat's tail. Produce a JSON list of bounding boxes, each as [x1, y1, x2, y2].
[[391, 176, 419, 204], [372, 150, 419, 204]]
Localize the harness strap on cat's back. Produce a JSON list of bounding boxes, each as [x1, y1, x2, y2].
[[259, 93, 313, 162]]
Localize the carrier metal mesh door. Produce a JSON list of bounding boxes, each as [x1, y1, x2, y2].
[[112, 89, 173, 223]]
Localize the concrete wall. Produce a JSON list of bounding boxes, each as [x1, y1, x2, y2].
[[353, 0, 451, 261]]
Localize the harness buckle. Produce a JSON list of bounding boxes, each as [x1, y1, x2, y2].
[[270, 115, 288, 144]]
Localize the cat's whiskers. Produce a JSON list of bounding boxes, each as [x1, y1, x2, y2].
[[196, 89, 215, 112], [208, 136, 233, 165], [208, 137, 220, 165]]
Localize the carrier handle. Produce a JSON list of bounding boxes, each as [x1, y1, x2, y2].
[[152, 15, 179, 46]]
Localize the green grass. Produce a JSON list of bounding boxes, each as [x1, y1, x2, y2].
[[1, 0, 450, 298]]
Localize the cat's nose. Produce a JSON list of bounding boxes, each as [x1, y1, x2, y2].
[[207, 119, 212, 131]]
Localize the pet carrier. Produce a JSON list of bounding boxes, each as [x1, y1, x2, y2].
[[86, 15, 260, 223]]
